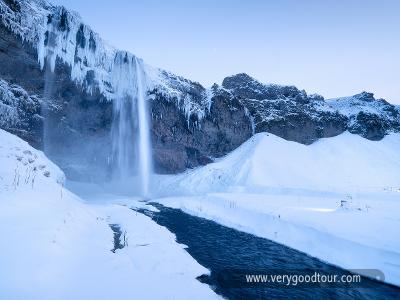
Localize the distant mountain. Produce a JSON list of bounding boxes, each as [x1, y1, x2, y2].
[[0, 0, 399, 178]]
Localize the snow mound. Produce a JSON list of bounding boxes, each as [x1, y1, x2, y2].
[[160, 132, 400, 194], [0, 128, 64, 189]]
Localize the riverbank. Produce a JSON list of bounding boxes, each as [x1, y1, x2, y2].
[[154, 191, 400, 287], [139, 204, 400, 299]]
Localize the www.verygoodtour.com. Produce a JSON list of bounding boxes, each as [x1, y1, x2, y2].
[[216, 269, 385, 288], [245, 272, 361, 286]]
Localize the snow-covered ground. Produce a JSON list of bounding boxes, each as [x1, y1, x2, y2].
[[0, 129, 218, 300], [2, 127, 399, 297], [153, 132, 400, 286]]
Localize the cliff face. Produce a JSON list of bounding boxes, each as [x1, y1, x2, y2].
[[0, 0, 399, 179], [222, 73, 400, 144], [0, 20, 114, 179], [150, 85, 253, 173], [0, 0, 252, 178]]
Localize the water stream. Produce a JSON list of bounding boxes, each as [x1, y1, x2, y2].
[[139, 204, 400, 300]]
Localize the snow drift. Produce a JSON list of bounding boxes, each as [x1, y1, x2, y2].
[[159, 132, 400, 195]]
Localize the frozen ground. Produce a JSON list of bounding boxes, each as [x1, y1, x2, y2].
[[153, 132, 400, 286], [0, 129, 218, 300]]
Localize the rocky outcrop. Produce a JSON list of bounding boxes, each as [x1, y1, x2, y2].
[[327, 92, 400, 140], [222, 73, 399, 144], [150, 85, 252, 173], [221, 73, 348, 144], [0, 79, 42, 146]]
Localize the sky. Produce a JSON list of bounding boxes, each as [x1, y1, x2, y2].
[[51, 0, 400, 103]]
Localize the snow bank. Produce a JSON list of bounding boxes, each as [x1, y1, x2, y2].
[[0, 129, 217, 299], [0, 127, 65, 188], [158, 132, 400, 195]]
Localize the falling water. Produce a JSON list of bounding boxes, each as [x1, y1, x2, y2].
[[111, 86, 135, 179], [111, 53, 153, 197], [42, 55, 55, 154], [134, 58, 153, 197]]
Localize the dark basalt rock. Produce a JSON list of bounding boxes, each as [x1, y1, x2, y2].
[[353, 91, 375, 102], [3, 0, 20, 13], [349, 112, 390, 141], [221, 74, 347, 144], [223, 73, 310, 103], [330, 92, 400, 141], [58, 8, 69, 32], [222, 73, 399, 144], [0, 79, 42, 147], [150, 87, 252, 173], [76, 24, 86, 49], [88, 32, 96, 52]]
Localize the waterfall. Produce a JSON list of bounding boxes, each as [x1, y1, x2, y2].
[[42, 55, 55, 155], [111, 53, 153, 197], [135, 58, 153, 197]]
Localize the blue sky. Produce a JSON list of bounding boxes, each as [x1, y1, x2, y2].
[[51, 0, 400, 103]]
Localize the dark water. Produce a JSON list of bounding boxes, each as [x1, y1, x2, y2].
[[109, 224, 126, 252], [138, 204, 400, 300]]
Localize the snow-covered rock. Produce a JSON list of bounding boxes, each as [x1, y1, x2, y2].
[[222, 73, 400, 143], [0, 79, 42, 146], [327, 92, 400, 140]]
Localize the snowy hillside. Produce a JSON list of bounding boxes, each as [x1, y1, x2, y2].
[[158, 132, 400, 194], [0, 129, 218, 300]]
